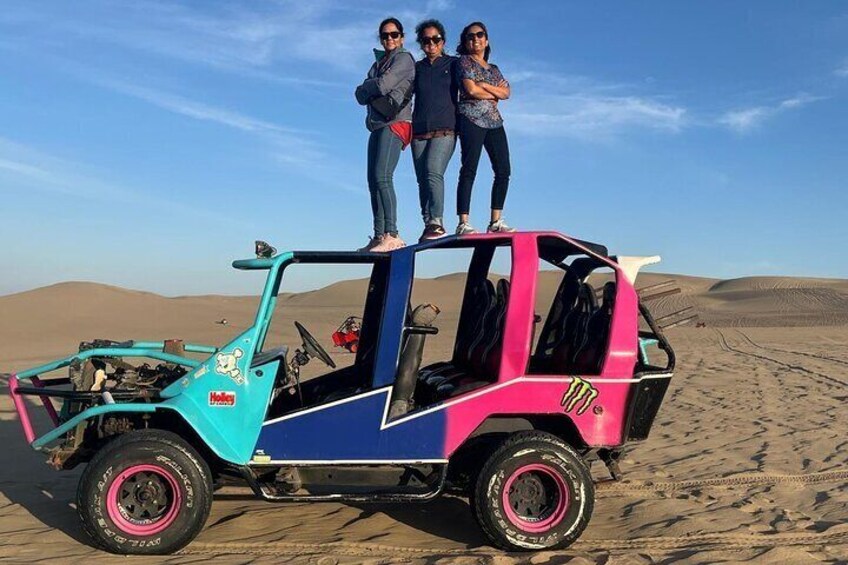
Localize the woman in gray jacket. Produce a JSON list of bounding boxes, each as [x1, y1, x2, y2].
[[355, 17, 415, 252]]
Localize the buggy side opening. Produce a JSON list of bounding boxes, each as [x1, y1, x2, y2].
[[529, 235, 618, 375], [262, 253, 392, 420], [388, 237, 514, 417]]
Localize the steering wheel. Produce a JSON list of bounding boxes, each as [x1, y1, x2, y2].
[[294, 321, 336, 368]]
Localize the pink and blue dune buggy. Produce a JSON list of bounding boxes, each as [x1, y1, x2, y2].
[[7, 231, 674, 554]]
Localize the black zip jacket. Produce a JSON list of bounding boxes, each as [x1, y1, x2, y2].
[[412, 55, 459, 136]]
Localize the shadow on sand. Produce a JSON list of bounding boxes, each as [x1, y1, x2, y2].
[[0, 375, 89, 545], [2, 373, 486, 552], [210, 491, 489, 547]]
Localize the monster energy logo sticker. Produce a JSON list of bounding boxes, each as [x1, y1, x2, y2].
[[561, 377, 598, 416]]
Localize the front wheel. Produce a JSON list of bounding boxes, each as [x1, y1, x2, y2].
[[471, 431, 594, 551], [77, 429, 213, 554]]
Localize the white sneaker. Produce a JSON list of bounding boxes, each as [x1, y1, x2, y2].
[[456, 222, 478, 235], [371, 234, 406, 252], [487, 218, 516, 233]]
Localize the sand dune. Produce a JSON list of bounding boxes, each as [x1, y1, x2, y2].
[[0, 273, 846, 563]]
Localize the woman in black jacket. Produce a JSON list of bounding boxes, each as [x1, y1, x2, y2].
[[410, 19, 458, 241]]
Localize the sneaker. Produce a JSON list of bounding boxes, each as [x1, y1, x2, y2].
[[357, 235, 383, 252], [371, 233, 406, 252], [455, 222, 478, 235], [487, 218, 516, 233], [419, 224, 447, 242]]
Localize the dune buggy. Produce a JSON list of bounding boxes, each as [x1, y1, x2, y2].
[[8, 231, 674, 554]]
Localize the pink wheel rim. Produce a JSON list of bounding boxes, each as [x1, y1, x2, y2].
[[106, 464, 182, 536], [502, 463, 569, 533]]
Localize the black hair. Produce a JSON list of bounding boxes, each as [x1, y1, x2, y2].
[[415, 19, 447, 44], [457, 21, 490, 61], [378, 17, 404, 39]]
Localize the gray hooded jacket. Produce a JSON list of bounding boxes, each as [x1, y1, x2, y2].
[[355, 48, 415, 132]]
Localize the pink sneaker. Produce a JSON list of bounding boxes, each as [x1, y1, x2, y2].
[[371, 234, 406, 252]]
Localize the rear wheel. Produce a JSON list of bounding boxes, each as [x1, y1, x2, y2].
[[471, 431, 594, 551], [77, 429, 213, 554]]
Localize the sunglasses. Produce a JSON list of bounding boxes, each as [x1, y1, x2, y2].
[[380, 31, 402, 40], [420, 35, 443, 46], [464, 31, 487, 41]]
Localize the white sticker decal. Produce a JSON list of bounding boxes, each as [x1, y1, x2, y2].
[[215, 348, 245, 385], [251, 449, 271, 463]]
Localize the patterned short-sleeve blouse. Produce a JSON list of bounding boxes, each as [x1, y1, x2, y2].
[[456, 55, 508, 129]]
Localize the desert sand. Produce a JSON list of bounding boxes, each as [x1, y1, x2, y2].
[[1, 272, 847, 564]]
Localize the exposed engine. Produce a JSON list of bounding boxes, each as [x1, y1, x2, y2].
[[69, 339, 188, 395], [51, 339, 190, 469]]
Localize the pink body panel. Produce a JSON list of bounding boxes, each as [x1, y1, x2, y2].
[[8, 375, 36, 443], [498, 234, 539, 382], [443, 378, 635, 454], [444, 232, 640, 452], [31, 376, 60, 426]]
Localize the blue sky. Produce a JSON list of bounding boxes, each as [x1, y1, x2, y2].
[[1, 1, 847, 295]]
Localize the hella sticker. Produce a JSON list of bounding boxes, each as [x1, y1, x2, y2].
[[209, 391, 236, 407]]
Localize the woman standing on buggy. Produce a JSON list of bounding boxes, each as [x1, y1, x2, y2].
[[410, 19, 458, 242], [454, 21, 515, 234], [355, 17, 416, 252]]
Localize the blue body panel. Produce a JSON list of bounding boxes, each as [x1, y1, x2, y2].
[[254, 388, 447, 462], [373, 249, 413, 388]]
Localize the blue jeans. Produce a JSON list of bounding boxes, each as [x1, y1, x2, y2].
[[412, 134, 456, 227], [367, 127, 402, 236]]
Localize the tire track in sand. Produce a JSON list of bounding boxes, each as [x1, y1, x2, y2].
[[734, 329, 848, 368], [180, 528, 848, 557], [716, 329, 848, 388], [595, 468, 848, 496], [180, 473, 848, 557]]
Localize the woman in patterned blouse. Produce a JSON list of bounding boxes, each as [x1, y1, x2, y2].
[[454, 21, 515, 234]]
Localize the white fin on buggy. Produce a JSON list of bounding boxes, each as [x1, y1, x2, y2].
[[614, 256, 661, 285]]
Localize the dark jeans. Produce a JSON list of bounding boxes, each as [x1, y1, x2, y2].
[[367, 126, 402, 236], [456, 115, 511, 215], [411, 134, 456, 226]]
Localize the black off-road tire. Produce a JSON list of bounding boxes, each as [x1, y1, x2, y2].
[[471, 431, 594, 551], [76, 429, 214, 554]]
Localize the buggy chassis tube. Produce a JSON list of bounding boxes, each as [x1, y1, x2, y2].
[[8, 346, 207, 447], [15, 347, 203, 379]]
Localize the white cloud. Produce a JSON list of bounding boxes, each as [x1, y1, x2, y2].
[[85, 78, 362, 194], [426, 0, 454, 11], [718, 94, 822, 133], [0, 157, 52, 179], [508, 95, 686, 140], [6, 1, 380, 79], [85, 78, 333, 169], [0, 136, 168, 204], [835, 60, 848, 77], [97, 80, 303, 136], [502, 69, 686, 140], [718, 107, 769, 133]]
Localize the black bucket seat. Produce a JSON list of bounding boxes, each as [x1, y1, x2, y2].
[[548, 283, 597, 372], [571, 282, 615, 374], [535, 269, 581, 361]]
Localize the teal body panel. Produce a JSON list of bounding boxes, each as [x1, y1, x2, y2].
[[158, 330, 279, 464]]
